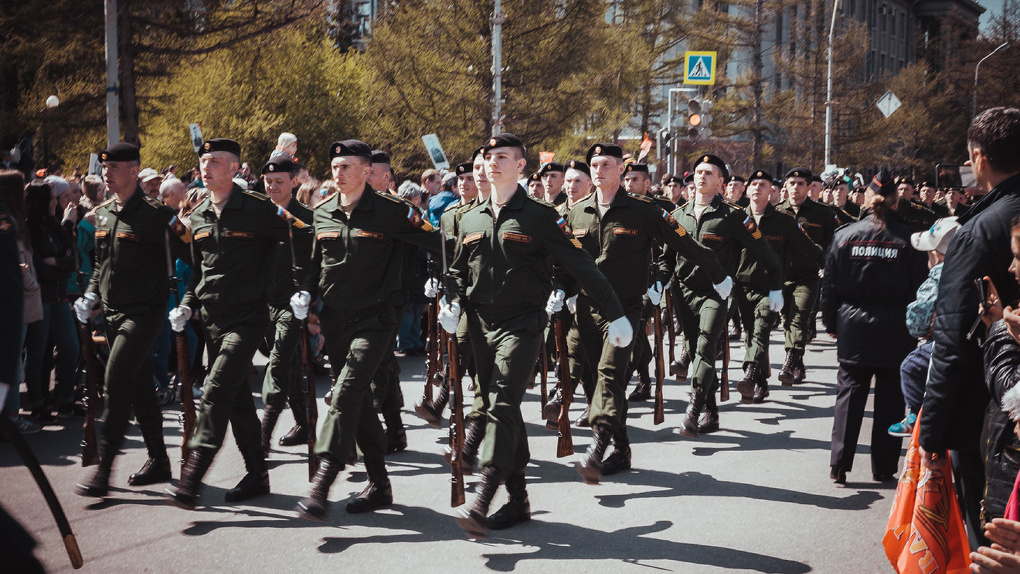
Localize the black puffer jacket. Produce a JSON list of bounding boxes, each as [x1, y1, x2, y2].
[[820, 212, 928, 368], [920, 173, 1020, 454], [982, 319, 1020, 521]]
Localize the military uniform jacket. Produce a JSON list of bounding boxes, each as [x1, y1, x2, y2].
[[776, 198, 838, 283], [736, 203, 823, 290], [304, 185, 441, 316], [89, 186, 191, 312], [0, 196, 23, 387], [566, 188, 726, 305], [670, 194, 780, 292], [932, 199, 970, 218], [267, 197, 314, 308], [831, 204, 857, 227], [182, 185, 292, 313], [895, 198, 938, 232], [450, 185, 624, 322]]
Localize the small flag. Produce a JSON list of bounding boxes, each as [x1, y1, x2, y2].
[[539, 151, 556, 164], [638, 132, 654, 162]]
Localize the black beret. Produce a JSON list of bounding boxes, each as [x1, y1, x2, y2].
[[527, 172, 541, 183], [727, 175, 746, 184], [747, 170, 773, 184], [683, 171, 695, 185], [482, 133, 526, 155], [100, 142, 140, 163], [811, 174, 824, 183], [784, 167, 812, 181], [585, 143, 623, 164], [455, 162, 473, 176], [895, 176, 915, 187], [565, 159, 590, 178], [329, 140, 372, 160], [370, 150, 391, 164], [661, 175, 678, 186], [625, 163, 650, 174], [538, 162, 565, 175], [869, 168, 898, 197], [201, 138, 241, 157], [772, 178, 783, 187], [471, 146, 485, 163], [920, 181, 934, 188], [261, 156, 297, 175], [693, 154, 729, 181]]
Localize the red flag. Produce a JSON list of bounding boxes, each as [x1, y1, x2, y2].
[[539, 151, 555, 164], [638, 132, 654, 162]]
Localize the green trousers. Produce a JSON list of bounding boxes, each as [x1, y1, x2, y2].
[[466, 308, 546, 475], [102, 308, 165, 457], [676, 287, 727, 395], [782, 279, 819, 352], [262, 304, 307, 418], [574, 296, 642, 433], [732, 286, 776, 370], [562, 312, 595, 399]]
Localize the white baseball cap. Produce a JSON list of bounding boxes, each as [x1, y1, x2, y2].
[[138, 168, 161, 183], [911, 216, 960, 254]]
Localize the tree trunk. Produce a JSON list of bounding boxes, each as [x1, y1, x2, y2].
[[751, 0, 764, 169]]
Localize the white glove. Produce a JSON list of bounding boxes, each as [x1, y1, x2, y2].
[[74, 293, 99, 324], [713, 276, 733, 300], [438, 298, 461, 334], [545, 290, 565, 315], [607, 316, 634, 348], [168, 306, 192, 333], [290, 291, 311, 320], [647, 281, 664, 306], [768, 289, 785, 313], [566, 295, 578, 314], [424, 278, 439, 299]]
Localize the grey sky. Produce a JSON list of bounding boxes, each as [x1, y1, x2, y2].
[[979, 0, 1006, 31]]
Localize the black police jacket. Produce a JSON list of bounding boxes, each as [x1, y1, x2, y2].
[[981, 319, 1020, 522], [820, 212, 928, 368]]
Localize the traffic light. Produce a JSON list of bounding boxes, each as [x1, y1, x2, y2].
[[656, 127, 671, 160], [687, 98, 713, 141]]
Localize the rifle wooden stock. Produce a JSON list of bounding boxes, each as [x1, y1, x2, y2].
[[652, 305, 666, 426], [720, 328, 730, 402], [539, 339, 548, 413], [664, 289, 676, 366], [448, 334, 465, 507], [176, 332, 196, 469], [77, 321, 99, 467], [423, 296, 438, 403], [553, 313, 573, 458], [297, 321, 318, 481]]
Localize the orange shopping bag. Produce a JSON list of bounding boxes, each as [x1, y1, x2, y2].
[[883, 413, 972, 573]]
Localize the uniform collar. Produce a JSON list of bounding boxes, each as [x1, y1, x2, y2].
[[201, 183, 245, 213], [118, 185, 148, 213], [747, 202, 774, 218], [482, 185, 527, 214], [330, 184, 376, 215]]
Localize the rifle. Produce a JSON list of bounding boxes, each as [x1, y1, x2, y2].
[[76, 315, 99, 467], [539, 340, 548, 415], [719, 301, 730, 402], [438, 227, 465, 506], [422, 256, 438, 404], [287, 220, 318, 481], [552, 310, 573, 457], [664, 288, 676, 367], [166, 231, 195, 470], [652, 299, 666, 426]]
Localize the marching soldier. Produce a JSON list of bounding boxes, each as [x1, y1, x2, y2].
[[526, 172, 543, 197], [166, 138, 303, 509], [446, 134, 628, 538], [569, 145, 726, 479], [539, 161, 567, 206], [73, 142, 191, 497], [893, 177, 938, 233], [733, 170, 823, 403], [291, 140, 441, 522], [668, 155, 781, 437], [775, 168, 837, 386], [258, 156, 314, 456], [830, 177, 860, 222], [725, 175, 749, 207]]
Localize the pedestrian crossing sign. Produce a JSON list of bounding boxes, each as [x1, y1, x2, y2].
[[684, 51, 717, 85]]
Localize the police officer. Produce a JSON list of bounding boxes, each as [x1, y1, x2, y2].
[[257, 156, 314, 456], [570, 146, 727, 476], [894, 177, 938, 233], [291, 140, 441, 522], [73, 142, 191, 497], [733, 170, 823, 403], [446, 134, 628, 538], [166, 138, 301, 509], [775, 168, 837, 386], [539, 161, 567, 206]]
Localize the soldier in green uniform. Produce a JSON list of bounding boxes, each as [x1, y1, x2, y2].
[[257, 156, 314, 456], [668, 155, 781, 437], [165, 138, 301, 509], [830, 177, 860, 222], [70, 143, 191, 496], [539, 162, 567, 206], [774, 167, 837, 386], [893, 177, 938, 233], [291, 140, 441, 522], [725, 175, 749, 207], [448, 134, 627, 538], [733, 170, 823, 403], [526, 172, 543, 197], [662, 175, 686, 208], [570, 146, 727, 477], [917, 181, 945, 216]]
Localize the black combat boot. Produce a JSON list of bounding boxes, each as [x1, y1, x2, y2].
[[456, 466, 502, 539], [346, 458, 393, 513], [543, 387, 563, 422], [414, 383, 449, 429], [488, 469, 530, 530], [224, 447, 270, 503], [677, 390, 706, 438], [753, 366, 770, 404], [383, 409, 407, 454], [574, 403, 591, 427], [601, 427, 632, 476], [793, 350, 806, 384], [446, 417, 484, 474], [260, 405, 281, 457], [778, 350, 798, 387], [576, 424, 612, 485], [128, 428, 173, 486], [628, 372, 652, 402], [736, 363, 759, 405], [297, 455, 343, 522], [75, 438, 117, 497], [165, 447, 216, 510], [278, 423, 308, 447], [698, 392, 720, 433], [670, 347, 691, 380]]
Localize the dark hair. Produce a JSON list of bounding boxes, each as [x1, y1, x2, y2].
[[968, 107, 1020, 175], [25, 180, 54, 246], [0, 170, 27, 242]]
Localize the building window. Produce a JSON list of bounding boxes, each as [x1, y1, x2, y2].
[[880, 53, 886, 72], [849, 0, 855, 17], [880, 4, 887, 33]]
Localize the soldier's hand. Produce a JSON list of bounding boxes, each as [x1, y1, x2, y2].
[[647, 281, 664, 306], [566, 294, 578, 314], [290, 291, 311, 320], [438, 298, 461, 334], [608, 316, 633, 348], [73, 293, 99, 324], [713, 277, 733, 300], [168, 306, 192, 332], [424, 278, 440, 299], [545, 289, 565, 315], [767, 289, 784, 312]]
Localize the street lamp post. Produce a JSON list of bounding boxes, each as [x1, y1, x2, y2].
[[974, 42, 1009, 118], [824, 0, 840, 170], [667, 87, 696, 176], [42, 95, 59, 172]]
